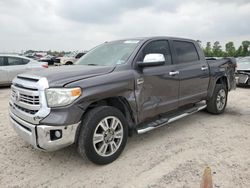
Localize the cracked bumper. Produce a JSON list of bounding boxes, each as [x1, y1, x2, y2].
[[9, 110, 80, 151]]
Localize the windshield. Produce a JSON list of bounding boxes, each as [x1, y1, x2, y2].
[[237, 57, 250, 70], [76, 40, 140, 66]]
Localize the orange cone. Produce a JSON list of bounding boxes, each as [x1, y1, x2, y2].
[[200, 167, 213, 188]]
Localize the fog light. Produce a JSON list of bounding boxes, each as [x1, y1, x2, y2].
[[50, 130, 62, 141], [55, 130, 61, 138]]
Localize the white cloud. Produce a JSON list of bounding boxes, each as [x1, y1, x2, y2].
[[0, 0, 249, 52]]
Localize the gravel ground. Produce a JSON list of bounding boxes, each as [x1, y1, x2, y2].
[[0, 87, 249, 188]]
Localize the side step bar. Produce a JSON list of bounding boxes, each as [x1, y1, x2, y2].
[[136, 103, 207, 134]]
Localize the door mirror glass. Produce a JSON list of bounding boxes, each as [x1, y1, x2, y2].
[[138, 53, 165, 67]]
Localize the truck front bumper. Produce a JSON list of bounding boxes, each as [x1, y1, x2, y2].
[[9, 110, 80, 151]]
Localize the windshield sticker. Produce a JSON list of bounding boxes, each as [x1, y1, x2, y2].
[[124, 40, 139, 44], [116, 60, 125, 64]]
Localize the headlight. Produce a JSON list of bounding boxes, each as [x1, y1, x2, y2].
[[45, 88, 81, 107]]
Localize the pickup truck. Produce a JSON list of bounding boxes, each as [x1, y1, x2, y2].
[[9, 37, 236, 165]]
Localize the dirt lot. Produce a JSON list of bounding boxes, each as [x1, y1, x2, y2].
[[0, 87, 249, 188]]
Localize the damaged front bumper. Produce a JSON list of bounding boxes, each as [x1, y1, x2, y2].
[[9, 110, 80, 151]]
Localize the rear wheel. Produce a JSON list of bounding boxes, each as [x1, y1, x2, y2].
[[77, 106, 128, 165], [207, 84, 228, 114], [65, 62, 73, 65]]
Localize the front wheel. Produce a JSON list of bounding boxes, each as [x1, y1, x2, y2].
[[207, 84, 228, 114], [77, 106, 128, 165]]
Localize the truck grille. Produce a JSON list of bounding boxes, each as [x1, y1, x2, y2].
[[12, 90, 40, 105], [20, 94, 39, 105], [11, 85, 40, 115], [9, 74, 50, 125], [13, 103, 38, 115]]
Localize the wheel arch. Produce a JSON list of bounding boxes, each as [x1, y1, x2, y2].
[[207, 75, 229, 98], [80, 96, 136, 136], [216, 76, 228, 90], [65, 61, 73, 65]]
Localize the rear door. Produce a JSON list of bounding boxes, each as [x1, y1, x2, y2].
[[135, 40, 179, 122], [6, 57, 30, 82], [172, 40, 210, 106], [0, 57, 9, 84]]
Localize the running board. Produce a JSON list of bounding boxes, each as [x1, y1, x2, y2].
[[136, 103, 207, 134]]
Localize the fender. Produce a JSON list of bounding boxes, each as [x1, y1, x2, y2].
[[207, 73, 229, 99], [40, 70, 138, 126]]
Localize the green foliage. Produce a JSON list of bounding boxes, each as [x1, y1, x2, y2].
[[201, 40, 250, 57], [204, 42, 212, 57], [212, 41, 224, 57], [236, 46, 243, 57], [225, 42, 236, 57], [242, 41, 250, 56]]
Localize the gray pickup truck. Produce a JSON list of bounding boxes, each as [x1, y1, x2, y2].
[[9, 37, 236, 165]]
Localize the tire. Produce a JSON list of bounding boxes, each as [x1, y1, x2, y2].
[[65, 62, 73, 65], [207, 84, 228, 114], [77, 106, 128, 165]]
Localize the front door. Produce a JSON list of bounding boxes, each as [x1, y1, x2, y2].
[[135, 40, 179, 122]]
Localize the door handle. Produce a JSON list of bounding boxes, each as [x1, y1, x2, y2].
[[201, 66, 208, 71], [169, 71, 179, 76]]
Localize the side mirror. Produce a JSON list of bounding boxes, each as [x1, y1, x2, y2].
[[137, 53, 165, 67]]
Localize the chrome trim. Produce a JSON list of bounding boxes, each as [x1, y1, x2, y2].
[[169, 71, 180, 76], [12, 84, 38, 96], [10, 110, 37, 148], [201, 66, 208, 71], [10, 74, 50, 124], [137, 77, 144, 85], [37, 123, 80, 151], [137, 104, 207, 134], [9, 110, 80, 151]]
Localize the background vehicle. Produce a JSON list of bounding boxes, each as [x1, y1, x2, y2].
[[39, 55, 57, 66], [9, 37, 236, 165], [235, 56, 250, 86], [24, 52, 46, 60], [0, 54, 48, 86], [54, 52, 86, 66]]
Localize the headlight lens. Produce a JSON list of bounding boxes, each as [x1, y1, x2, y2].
[[45, 88, 81, 107]]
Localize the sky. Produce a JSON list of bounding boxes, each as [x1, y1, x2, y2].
[[0, 0, 250, 53]]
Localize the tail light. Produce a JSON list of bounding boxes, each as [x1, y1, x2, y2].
[[42, 64, 48, 68]]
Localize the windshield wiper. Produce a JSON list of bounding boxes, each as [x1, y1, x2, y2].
[[87, 63, 98, 66]]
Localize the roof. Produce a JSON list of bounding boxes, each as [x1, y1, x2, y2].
[[111, 36, 197, 43], [0, 54, 34, 61]]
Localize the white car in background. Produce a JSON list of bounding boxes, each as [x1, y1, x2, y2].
[[0, 54, 48, 86], [54, 52, 86, 66]]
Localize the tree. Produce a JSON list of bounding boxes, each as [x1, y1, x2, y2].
[[236, 46, 243, 57], [242, 41, 250, 56], [204, 42, 212, 57], [212, 41, 223, 57], [225, 42, 236, 57]]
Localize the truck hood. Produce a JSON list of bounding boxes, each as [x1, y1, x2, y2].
[[25, 65, 115, 87]]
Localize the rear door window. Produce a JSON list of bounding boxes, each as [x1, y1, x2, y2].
[[7, 57, 29, 66], [173, 41, 199, 63]]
